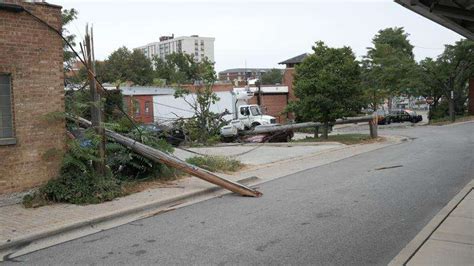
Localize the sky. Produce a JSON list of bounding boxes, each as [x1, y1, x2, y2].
[[53, 0, 465, 72]]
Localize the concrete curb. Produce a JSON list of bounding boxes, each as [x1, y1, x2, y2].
[[195, 141, 343, 148], [0, 176, 258, 261], [388, 179, 474, 266]]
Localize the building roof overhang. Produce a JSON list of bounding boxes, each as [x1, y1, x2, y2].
[[395, 0, 474, 40]]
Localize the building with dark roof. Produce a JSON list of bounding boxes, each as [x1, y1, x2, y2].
[[278, 53, 309, 68], [218, 68, 281, 83], [278, 53, 311, 113]]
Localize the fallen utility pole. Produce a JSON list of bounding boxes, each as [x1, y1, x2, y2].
[[69, 116, 262, 198], [240, 115, 376, 136]]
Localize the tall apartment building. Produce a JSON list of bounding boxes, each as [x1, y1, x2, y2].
[[137, 34, 215, 62]]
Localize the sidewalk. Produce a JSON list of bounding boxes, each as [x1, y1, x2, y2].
[[390, 180, 474, 265], [0, 136, 403, 261]]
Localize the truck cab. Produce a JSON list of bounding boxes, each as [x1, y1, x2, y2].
[[237, 104, 276, 129]]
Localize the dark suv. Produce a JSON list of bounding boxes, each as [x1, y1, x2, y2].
[[375, 109, 392, 125], [389, 109, 423, 123]]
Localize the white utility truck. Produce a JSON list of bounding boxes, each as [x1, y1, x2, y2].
[[220, 89, 277, 139]]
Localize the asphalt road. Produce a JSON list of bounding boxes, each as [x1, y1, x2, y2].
[[6, 122, 474, 265]]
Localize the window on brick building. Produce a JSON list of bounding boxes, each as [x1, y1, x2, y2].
[[135, 104, 140, 116], [144, 101, 151, 115], [0, 74, 15, 145]]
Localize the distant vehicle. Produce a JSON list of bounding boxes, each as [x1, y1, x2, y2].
[[140, 124, 185, 146], [375, 109, 392, 125], [389, 109, 423, 123]]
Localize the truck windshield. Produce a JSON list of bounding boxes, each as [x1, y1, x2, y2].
[[250, 106, 262, 116]]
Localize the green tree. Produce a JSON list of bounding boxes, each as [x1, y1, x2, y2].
[[62, 9, 78, 69], [160, 54, 223, 143], [62, 8, 78, 84], [153, 53, 201, 85], [421, 40, 474, 121], [287, 41, 364, 139], [99, 47, 154, 85], [260, 69, 283, 85], [128, 49, 154, 85], [362, 27, 416, 110]]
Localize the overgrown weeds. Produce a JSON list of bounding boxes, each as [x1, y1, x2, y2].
[[185, 155, 243, 173], [293, 133, 377, 145], [23, 126, 179, 207]]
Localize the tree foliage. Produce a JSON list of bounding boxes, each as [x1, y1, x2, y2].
[[62, 9, 78, 69], [153, 53, 215, 85], [156, 54, 225, 143], [104, 47, 154, 85], [287, 41, 364, 138], [260, 69, 283, 85], [362, 27, 416, 110], [419, 39, 474, 119]]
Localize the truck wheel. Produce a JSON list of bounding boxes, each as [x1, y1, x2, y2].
[[251, 122, 260, 129]]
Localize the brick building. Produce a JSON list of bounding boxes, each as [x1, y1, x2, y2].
[[0, 1, 65, 194], [121, 87, 175, 124], [279, 53, 309, 120], [218, 68, 275, 83], [244, 86, 290, 123]]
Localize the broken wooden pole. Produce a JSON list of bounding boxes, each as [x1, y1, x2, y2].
[[84, 24, 106, 175], [70, 116, 262, 197]]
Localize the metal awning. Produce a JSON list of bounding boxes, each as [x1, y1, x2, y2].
[[395, 0, 474, 40]]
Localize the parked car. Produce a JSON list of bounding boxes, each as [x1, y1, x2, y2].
[[375, 109, 392, 125], [139, 124, 185, 146], [389, 109, 423, 123]]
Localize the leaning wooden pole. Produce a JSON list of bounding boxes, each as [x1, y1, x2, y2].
[[69, 116, 262, 197]]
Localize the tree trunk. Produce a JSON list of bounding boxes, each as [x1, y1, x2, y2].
[[322, 121, 329, 139], [314, 126, 319, 138], [449, 98, 455, 122], [369, 120, 378, 138]]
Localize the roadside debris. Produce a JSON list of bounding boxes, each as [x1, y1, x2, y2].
[[70, 115, 262, 197]]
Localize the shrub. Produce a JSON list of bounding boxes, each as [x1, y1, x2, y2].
[[185, 155, 243, 173], [24, 137, 122, 206], [106, 127, 179, 180]]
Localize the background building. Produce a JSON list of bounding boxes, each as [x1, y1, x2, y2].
[[218, 68, 276, 83], [137, 34, 215, 62]]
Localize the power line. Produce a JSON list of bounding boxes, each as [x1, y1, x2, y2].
[[21, 7, 143, 137]]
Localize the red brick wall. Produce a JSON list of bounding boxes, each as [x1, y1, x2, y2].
[[123, 95, 154, 124], [0, 1, 65, 194], [248, 94, 288, 123], [469, 78, 474, 115], [282, 68, 296, 120]]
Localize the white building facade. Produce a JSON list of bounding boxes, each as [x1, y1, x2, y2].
[[137, 35, 215, 62]]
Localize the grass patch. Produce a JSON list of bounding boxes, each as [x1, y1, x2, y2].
[[429, 115, 474, 126], [185, 155, 243, 173], [293, 133, 376, 145]]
